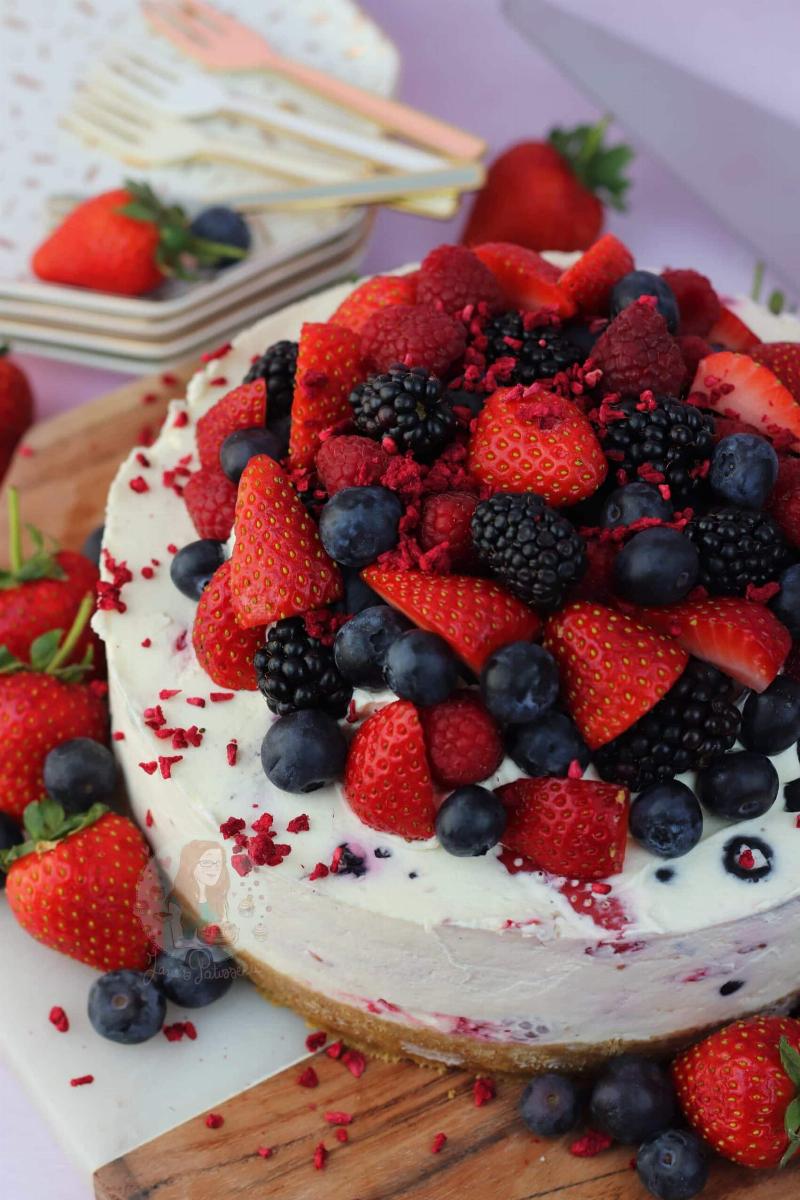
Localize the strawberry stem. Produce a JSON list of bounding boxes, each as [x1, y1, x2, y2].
[[7, 487, 22, 576], [751, 261, 765, 302], [0, 798, 109, 871], [43, 593, 93, 674]]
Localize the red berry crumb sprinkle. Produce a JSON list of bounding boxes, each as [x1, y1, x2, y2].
[[226, 740, 238, 766], [313, 1142, 327, 1171], [145, 810, 154, 828], [431, 1132, 447, 1154], [49, 1006, 69, 1033], [570, 1130, 613, 1157], [324, 1111, 353, 1126], [298, 1066, 319, 1089], [256, 1146, 273, 1159], [335, 1129, 349, 1144], [473, 1077, 496, 1107], [306, 1031, 327, 1052], [210, 691, 234, 702], [309, 862, 329, 881], [129, 475, 149, 494], [326, 1041, 344, 1060], [341, 1049, 366, 1078], [287, 814, 310, 834], [70, 1075, 94, 1087], [205, 1113, 224, 1129]]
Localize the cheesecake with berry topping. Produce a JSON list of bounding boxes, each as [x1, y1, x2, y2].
[[96, 240, 800, 1074]]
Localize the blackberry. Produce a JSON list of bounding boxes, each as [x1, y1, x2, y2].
[[349, 365, 456, 462], [686, 507, 793, 596], [482, 312, 584, 384], [242, 339, 297, 421], [597, 395, 714, 506], [471, 493, 586, 611], [594, 659, 741, 792], [254, 617, 352, 718]]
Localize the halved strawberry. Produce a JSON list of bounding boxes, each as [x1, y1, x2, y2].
[[472, 242, 575, 316], [750, 342, 800, 403], [558, 234, 634, 314], [361, 568, 540, 673], [230, 455, 342, 627], [288, 322, 363, 470], [467, 387, 607, 505], [330, 274, 417, 336], [344, 700, 437, 839], [192, 560, 265, 690], [690, 351, 800, 451], [543, 601, 687, 749], [634, 596, 790, 693], [707, 305, 761, 352], [196, 379, 266, 470], [498, 777, 629, 880]]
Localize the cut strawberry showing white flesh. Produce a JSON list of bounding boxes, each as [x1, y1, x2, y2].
[[690, 351, 800, 451]]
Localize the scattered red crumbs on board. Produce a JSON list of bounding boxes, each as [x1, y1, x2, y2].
[[287, 814, 310, 834], [70, 1075, 94, 1087], [313, 1143, 327, 1171], [324, 1111, 353, 1126], [158, 755, 182, 779], [173, 411, 189, 428], [112, 731, 125, 741], [49, 1006, 69, 1033], [141, 391, 158, 405], [139, 761, 158, 775], [140, 638, 152, 648], [570, 1130, 613, 1157], [17, 443, 34, 457], [210, 691, 234, 702], [201, 342, 232, 362], [306, 1030, 327, 1052], [256, 1146, 273, 1159], [186, 696, 206, 707], [145, 809, 154, 828], [473, 1077, 496, 1107], [161, 372, 179, 387], [129, 475, 149, 494], [220, 817, 246, 839], [231, 854, 252, 877], [209, 376, 228, 387], [431, 1132, 447, 1154], [335, 1128, 349, 1144], [309, 862, 329, 881], [159, 689, 180, 700], [226, 740, 238, 766], [163, 1021, 197, 1042], [297, 1066, 319, 1089], [325, 1041, 343, 1060], [205, 1113, 224, 1129], [341, 1049, 366, 1078]]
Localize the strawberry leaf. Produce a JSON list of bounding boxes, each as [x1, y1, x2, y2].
[[781, 1097, 800, 1167], [0, 490, 65, 589], [780, 1037, 800, 1088], [29, 629, 63, 671], [548, 118, 633, 211], [0, 800, 110, 871]]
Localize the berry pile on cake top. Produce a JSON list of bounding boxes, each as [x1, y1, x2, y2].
[[176, 236, 800, 883]]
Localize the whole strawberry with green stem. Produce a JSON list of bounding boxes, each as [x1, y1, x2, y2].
[[0, 345, 34, 478]]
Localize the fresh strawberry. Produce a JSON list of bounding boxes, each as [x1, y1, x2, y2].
[[2, 798, 151, 970], [344, 700, 437, 839], [676, 334, 712, 379], [673, 1016, 800, 1169], [543, 602, 687, 749], [462, 121, 632, 252], [635, 596, 790, 692], [467, 387, 607, 505], [472, 243, 575, 316], [361, 568, 540, 673], [707, 305, 761, 352], [591, 299, 687, 396], [230, 455, 341, 627], [360, 304, 466, 377], [315, 435, 388, 495], [183, 466, 237, 541], [0, 345, 34, 472], [192, 560, 264, 690], [558, 234, 634, 314], [32, 181, 245, 297], [750, 342, 800, 403], [416, 244, 503, 315], [330, 273, 417, 335], [660, 268, 721, 336], [421, 692, 503, 787], [498, 777, 629, 880], [689, 350, 800, 451], [769, 456, 800, 548], [419, 491, 478, 568], [196, 379, 266, 471], [288, 322, 363, 470]]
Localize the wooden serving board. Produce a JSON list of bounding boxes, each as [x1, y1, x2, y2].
[[2, 370, 790, 1200]]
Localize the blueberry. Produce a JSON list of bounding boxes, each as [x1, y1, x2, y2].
[[629, 781, 703, 859], [81, 524, 104, 566], [334, 605, 411, 688], [562, 320, 603, 357], [613, 527, 699, 605], [507, 711, 589, 777], [697, 751, 779, 821], [87, 969, 166, 1044], [337, 568, 383, 615], [610, 270, 679, 333], [43, 738, 118, 814], [518, 1072, 581, 1137], [319, 486, 403, 568], [710, 433, 778, 509], [769, 563, 800, 636], [741, 675, 800, 754], [0, 813, 22, 890], [480, 642, 559, 725], [170, 539, 226, 600], [722, 834, 774, 881], [154, 943, 239, 1007], [601, 482, 674, 530], [435, 785, 506, 857], [267, 412, 291, 459], [784, 778, 800, 812], [590, 1055, 676, 1144], [446, 388, 485, 419], [219, 427, 282, 483], [189, 205, 251, 268], [261, 709, 347, 793], [636, 1129, 709, 1200], [384, 629, 458, 706]]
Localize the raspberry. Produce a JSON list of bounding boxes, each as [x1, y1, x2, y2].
[[676, 334, 711, 379], [416, 244, 503, 316], [315, 435, 388, 495], [768, 456, 800, 548], [421, 692, 504, 787], [331, 273, 417, 335], [360, 304, 467, 377], [196, 380, 266, 470], [568, 535, 618, 604], [661, 268, 721, 336], [183, 467, 237, 541], [419, 491, 478, 568], [591, 299, 687, 396]]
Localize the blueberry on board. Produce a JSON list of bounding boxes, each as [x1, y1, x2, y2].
[[636, 1129, 709, 1200], [613, 527, 699, 606], [696, 751, 779, 822], [722, 834, 774, 882], [480, 642, 560, 725], [319, 486, 403, 569], [43, 738, 118, 814], [219, 427, 282, 484], [261, 710, 347, 793], [629, 781, 703, 859], [601, 482, 674, 530], [383, 629, 458, 706], [740, 675, 800, 754], [0, 813, 22, 890], [709, 433, 778, 509], [769, 563, 800, 637], [333, 605, 412, 688], [589, 1055, 676, 1144], [88, 969, 166, 1044], [518, 1072, 582, 1137], [154, 943, 239, 1007], [81, 524, 104, 567], [507, 711, 590, 777], [170, 539, 226, 600], [435, 785, 506, 857], [610, 270, 680, 333], [189, 205, 251, 267]]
